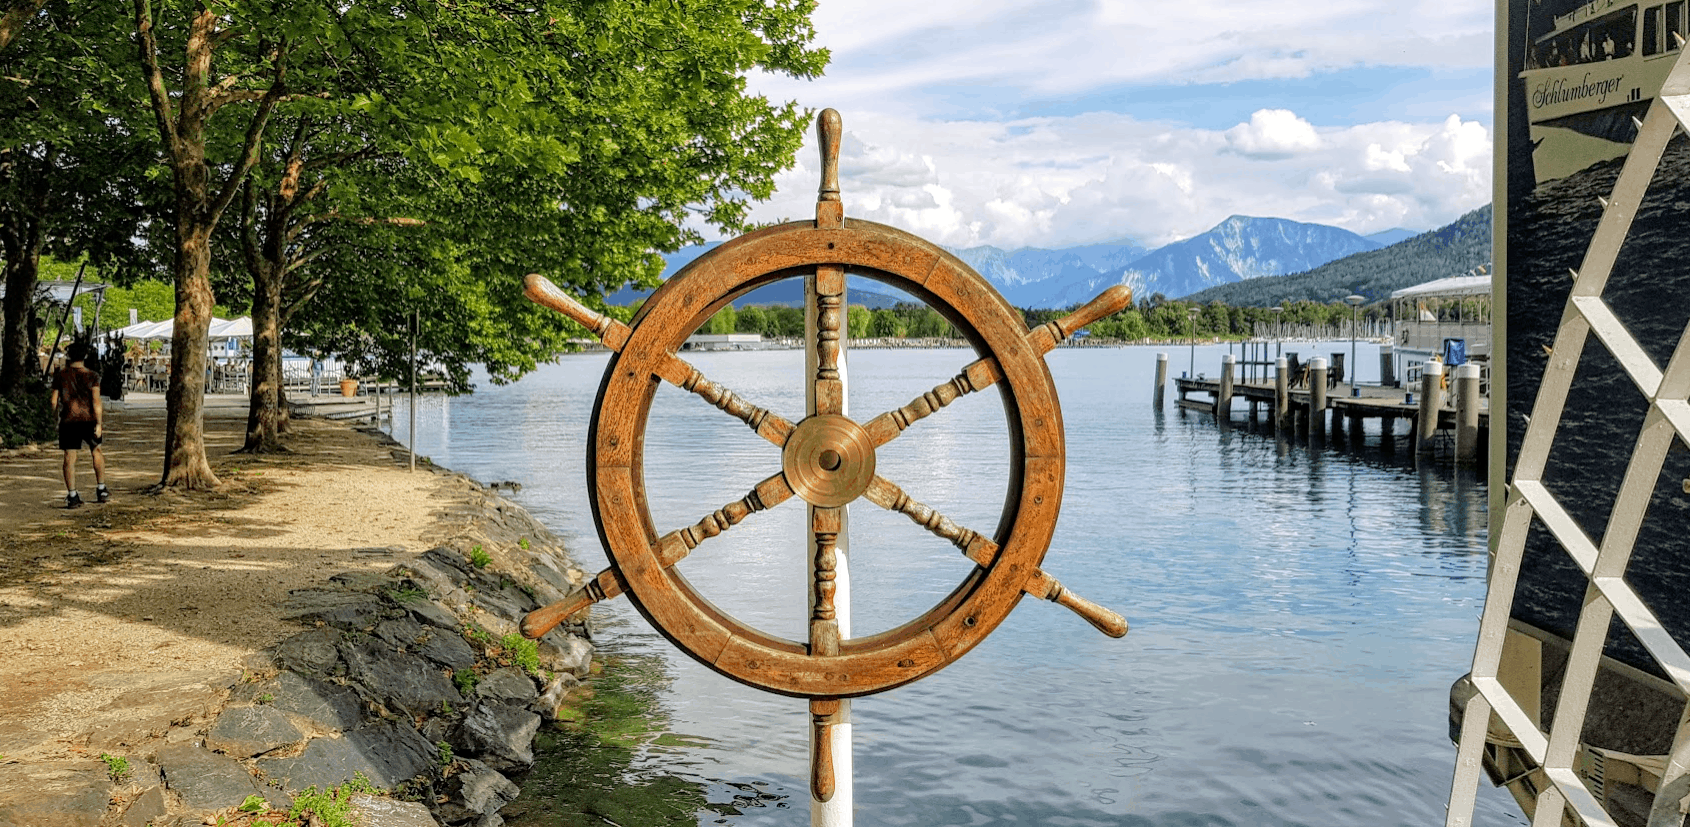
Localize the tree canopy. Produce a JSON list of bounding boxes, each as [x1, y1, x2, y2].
[[0, 0, 828, 485]]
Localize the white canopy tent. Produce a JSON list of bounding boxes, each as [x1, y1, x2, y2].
[[114, 316, 253, 341]]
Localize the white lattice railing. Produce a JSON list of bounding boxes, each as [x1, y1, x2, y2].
[[1445, 44, 1690, 827]]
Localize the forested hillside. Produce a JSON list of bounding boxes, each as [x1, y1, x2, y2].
[[1182, 205, 1491, 306]]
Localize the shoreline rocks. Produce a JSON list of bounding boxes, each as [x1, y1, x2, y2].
[[0, 435, 594, 827]]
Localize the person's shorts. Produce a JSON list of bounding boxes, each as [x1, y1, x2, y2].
[[58, 421, 102, 451]]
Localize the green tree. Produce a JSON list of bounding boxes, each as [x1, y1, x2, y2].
[[1, 2, 157, 395], [846, 305, 871, 339], [131, 0, 826, 480], [735, 305, 768, 335], [704, 305, 737, 335], [0, 0, 46, 52], [867, 307, 903, 338]]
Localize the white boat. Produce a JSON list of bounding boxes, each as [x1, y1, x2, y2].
[[1519, 0, 1687, 182]]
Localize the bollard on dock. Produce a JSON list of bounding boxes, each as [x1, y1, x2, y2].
[[1155, 352, 1168, 409], [1309, 358, 1328, 440], [1454, 362, 1482, 463], [1274, 357, 1289, 433], [1417, 359, 1444, 456], [1219, 354, 1235, 422]]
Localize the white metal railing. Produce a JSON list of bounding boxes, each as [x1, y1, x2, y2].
[[1445, 46, 1690, 827]]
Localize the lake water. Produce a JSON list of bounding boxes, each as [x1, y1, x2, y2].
[[386, 342, 1527, 827]]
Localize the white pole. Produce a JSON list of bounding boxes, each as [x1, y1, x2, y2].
[[409, 311, 418, 473], [805, 273, 851, 827]]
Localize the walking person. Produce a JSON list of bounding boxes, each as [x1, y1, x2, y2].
[[50, 341, 109, 508]]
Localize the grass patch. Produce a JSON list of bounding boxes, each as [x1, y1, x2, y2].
[[99, 753, 130, 783], [518, 537, 530, 550], [436, 740, 454, 767], [241, 773, 383, 827], [385, 584, 428, 603], [453, 668, 478, 695], [499, 633, 541, 676], [468, 545, 491, 569]]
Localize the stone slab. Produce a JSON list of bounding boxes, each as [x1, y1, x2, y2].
[[340, 636, 462, 717], [272, 627, 346, 675], [158, 744, 270, 814], [257, 720, 437, 793], [207, 704, 303, 758], [0, 760, 111, 827], [350, 793, 440, 827]]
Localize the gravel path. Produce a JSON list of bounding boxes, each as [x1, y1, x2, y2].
[[0, 399, 458, 764]]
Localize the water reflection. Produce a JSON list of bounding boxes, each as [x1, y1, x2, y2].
[[388, 345, 1524, 827]]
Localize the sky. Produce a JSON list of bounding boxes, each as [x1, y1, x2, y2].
[[737, 0, 1495, 251]]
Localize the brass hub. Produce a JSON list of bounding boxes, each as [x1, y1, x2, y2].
[[782, 414, 876, 508]]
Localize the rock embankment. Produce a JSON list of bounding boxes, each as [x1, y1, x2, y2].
[[1, 467, 594, 827]]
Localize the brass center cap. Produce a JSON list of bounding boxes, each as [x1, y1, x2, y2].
[[782, 414, 876, 508]]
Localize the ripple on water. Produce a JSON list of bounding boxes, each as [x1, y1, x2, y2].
[[391, 345, 1525, 826]]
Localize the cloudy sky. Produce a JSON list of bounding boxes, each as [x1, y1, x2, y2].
[[737, 0, 1494, 250]]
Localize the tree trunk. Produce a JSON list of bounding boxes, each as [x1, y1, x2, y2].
[[161, 220, 220, 488], [0, 0, 48, 53], [241, 258, 285, 452], [0, 234, 40, 394]]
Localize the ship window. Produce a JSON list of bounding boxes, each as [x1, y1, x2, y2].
[[1644, 4, 1664, 55], [1669, 1, 1686, 49]]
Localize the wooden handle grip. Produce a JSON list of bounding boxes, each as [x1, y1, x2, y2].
[[520, 567, 626, 639], [1048, 580, 1129, 638], [810, 698, 841, 802], [524, 273, 630, 351], [1057, 284, 1133, 339], [817, 109, 842, 202]]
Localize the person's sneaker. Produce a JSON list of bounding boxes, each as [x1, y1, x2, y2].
[[66, 491, 83, 509], [95, 485, 110, 504]]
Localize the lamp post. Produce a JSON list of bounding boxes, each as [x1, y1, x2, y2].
[[1344, 294, 1365, 394], [1188, 307, 1201, 378]]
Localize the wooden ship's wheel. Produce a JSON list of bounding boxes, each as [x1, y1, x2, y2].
[[519, 109, 1129, 801]]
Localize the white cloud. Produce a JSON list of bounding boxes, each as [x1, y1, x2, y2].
[[752, 0, 1491, 114], [738, 109, 1491, 249], [1224, 109, 1323, 159], [725, 1, 1493, 251]]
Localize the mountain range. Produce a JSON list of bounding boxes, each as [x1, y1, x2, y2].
[[1181, 205, 1491, 306], [605, 216, 1462, 310]]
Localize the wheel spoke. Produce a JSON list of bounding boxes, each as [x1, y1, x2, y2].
[[667, 470, 797, 559], [810, 264, 846, 417], [859, 285, 1132, 448], [861, 475, 1128, 638], [520, 472, 795, 639], [861, 475, 998, 567], [861, 357, 1004, 447], [810, 506, 843, 656], [656, 353, 795, 448]]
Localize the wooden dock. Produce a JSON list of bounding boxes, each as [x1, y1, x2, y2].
[[1173, 359, 1488, 462]]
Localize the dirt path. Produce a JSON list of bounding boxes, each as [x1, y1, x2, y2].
[[0, 399, 459, 763]]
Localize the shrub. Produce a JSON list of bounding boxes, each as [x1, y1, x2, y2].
[[0, 386, 55, 448]]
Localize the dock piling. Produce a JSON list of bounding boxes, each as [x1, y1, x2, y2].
[[1309, 358, 1327, 441], [1219, 355, 1235, 422], [1274, 357, 1289, 433], [1416, 359, 1444, 457], [1155, 353, 1168, 409], [1454, 362, 1481, 463]]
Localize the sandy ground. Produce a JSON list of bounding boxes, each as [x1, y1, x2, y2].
[[0, 396, 459, 762]]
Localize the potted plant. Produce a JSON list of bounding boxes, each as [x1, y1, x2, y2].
[[339, 376, 358, 397]]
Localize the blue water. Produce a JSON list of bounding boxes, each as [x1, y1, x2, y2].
[[387, 342, 1526, 826]]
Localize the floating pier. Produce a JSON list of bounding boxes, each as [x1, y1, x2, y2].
[[1168, 352, 1487, 462]]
